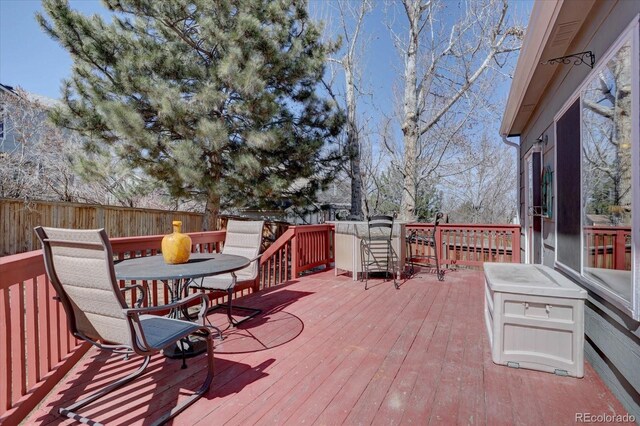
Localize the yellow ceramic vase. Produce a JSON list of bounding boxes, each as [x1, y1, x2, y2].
[[161, 221, 192, 264]]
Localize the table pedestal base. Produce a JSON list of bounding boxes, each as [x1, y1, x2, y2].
[[162, 335, 208, 359]]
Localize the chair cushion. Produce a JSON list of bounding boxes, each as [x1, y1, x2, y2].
[[197, 269, 255, 291], [138, 315, 202, 350]]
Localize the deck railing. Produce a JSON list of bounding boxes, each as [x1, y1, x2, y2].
[[2, 221, 514, 423], [0, 249, 90, 426], [406, 223, 521, 268], [0, 230, 228, 424], [260, 224, 334, 288], [0, 224, 335, 424], [584, 226, 632, 270]]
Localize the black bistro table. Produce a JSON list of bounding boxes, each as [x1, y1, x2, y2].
[[114, 253, 250, 357]]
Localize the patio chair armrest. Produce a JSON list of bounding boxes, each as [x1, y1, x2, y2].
[[124, 293, 209, 323], [120, 284, 147, 308]]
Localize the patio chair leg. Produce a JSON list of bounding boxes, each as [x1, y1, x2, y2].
[[180, 339, 188, 369], [361, 242, 369, 290], [208, 288, 262, 327], [151, 331, 215, 426], [59, 355, 151, 425]]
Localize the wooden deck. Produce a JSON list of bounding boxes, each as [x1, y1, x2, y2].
[[26, 268, 628, 425]]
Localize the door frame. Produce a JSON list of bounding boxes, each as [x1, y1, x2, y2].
[[523, 145, 542, 264]]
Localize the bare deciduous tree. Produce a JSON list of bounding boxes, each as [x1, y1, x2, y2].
[[320, 0, 373, 219], [441, 134, 517, 223], [0, 87, 170, 208], [0, 88, 80, 201], [391, 0, 523, 221]]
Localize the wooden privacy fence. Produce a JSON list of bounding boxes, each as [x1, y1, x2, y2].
[[0, 198, 203, 256], [0, 223, 334, 424], [406, 223, 521, 268], [0, 199, 292, 257]]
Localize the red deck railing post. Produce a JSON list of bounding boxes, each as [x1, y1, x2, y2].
[[325, 226, 331, 269], [511, 227, 521, 263], [291, 229, 299, 278], [615, 228, 627, 270], [404, 223, 522, 268], [435, 226, 443, 265]]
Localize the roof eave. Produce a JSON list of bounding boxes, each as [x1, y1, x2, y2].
[[500, 0, 565, 136]]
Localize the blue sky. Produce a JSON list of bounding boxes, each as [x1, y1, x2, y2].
[[1, 0, 531, 110], [0, 0, 107, 99]]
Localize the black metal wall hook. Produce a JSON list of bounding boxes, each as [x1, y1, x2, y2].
[[541, 51, 595, 69]]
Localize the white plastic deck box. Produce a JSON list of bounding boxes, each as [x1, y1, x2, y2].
[[484, 263, 587, 377]]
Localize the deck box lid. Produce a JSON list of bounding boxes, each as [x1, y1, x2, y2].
[[484, 263, 587, 299]]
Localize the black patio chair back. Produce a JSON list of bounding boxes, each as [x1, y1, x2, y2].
[[361, 215, 399, 290], [366, 215, 394, 240]]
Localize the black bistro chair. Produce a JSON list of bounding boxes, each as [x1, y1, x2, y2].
[[360, 215, 399, 290]]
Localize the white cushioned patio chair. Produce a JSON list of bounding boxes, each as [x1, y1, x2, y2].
[[188, 220, 264, 327], [35, 226, 214, 426]]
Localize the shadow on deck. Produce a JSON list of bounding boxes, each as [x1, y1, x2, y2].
[[26, 268, 628, 425]]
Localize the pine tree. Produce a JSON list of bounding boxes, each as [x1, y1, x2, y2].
[[38, 0, 344, 229]]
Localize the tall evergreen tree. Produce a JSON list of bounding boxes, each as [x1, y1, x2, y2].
[[38, 0, 344, 229]]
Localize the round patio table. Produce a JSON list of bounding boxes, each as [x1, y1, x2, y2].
[[114, 253, 250, 357], [115, 252, 249, 282]]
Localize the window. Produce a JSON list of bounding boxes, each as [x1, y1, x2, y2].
[[555, 16, 639, 318], [581, 35, 634, 303]]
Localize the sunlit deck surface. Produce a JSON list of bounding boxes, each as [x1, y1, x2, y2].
[[27, 268, 626, 425]]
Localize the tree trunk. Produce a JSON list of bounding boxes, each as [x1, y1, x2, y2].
[[202, 191, 220, 231], [345, 62, 363, 219], [400, 4, 419, 222]]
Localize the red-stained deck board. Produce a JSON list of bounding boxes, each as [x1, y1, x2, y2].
[[396, 272, 464, 425], [370, 282, 450, 425], [336, 282, 442, 424], [247, 278, 429, 426], [420, 274, 469, 425], [176, 275, 377, 424], [25, 269, 630, 426], [291, 283, 448, 426], [189, 276, 402, 425], [455, 275, 489, 426]]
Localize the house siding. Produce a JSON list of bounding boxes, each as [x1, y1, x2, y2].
[[517, 0, 640, 418]]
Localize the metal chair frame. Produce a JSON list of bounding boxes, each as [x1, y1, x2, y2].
[[188, 220, 263, 328], [202, 255, 262, 328], [35, 226, 214, 426], [406, 212, 445, 281], [360, 215, 400, 290]]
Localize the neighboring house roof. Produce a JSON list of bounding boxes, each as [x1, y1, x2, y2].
[[500, 0, 597, 137], [0, 82, 60, 108], [586, 214, 612, 226], [316, 177, 351, 205], [0, 83, 15, 94]]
